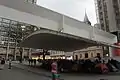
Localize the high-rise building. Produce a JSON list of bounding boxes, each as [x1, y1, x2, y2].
[[95, 0, 120, 41]]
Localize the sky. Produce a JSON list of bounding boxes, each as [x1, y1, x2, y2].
[[37, 0, 97, 25]]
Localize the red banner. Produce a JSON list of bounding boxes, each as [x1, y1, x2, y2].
[[113, 43, 120, 56]]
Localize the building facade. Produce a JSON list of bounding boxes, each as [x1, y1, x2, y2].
[[73, 46, 103, 60], [0, 17, 34, 60], [95, 0, 120, 41], [0, 0, 39, 60]]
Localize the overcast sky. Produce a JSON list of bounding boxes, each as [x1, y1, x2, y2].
[[37, 0, 97, 25]]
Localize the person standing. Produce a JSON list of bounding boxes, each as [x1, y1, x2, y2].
[[28, 58, 31, 66], [51, 60, 60, 80], [8, 58, 12, 69], [33, 59, 36, 67], [0, 58, 5, 70]]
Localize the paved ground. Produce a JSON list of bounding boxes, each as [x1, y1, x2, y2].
[[1, 62, 120, 80], [0, 65, 50, 80]]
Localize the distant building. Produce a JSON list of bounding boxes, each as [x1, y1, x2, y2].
[[73, 46, 103, 60], [95, 0, 120, 41], [82, 11, 103, 59]]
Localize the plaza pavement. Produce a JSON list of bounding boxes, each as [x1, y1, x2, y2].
[[0, 65, 50, 80], [9, 61, 120, 80]]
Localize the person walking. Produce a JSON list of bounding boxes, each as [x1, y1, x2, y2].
[[0, 58, 5, 70], [51, 60, 60, 80], [33, 59, 36, 67], [31, 59, 33, 66]]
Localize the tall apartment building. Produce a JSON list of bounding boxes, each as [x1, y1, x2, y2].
[[95, 0, 120, 41]]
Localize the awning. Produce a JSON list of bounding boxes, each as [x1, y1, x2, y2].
[[21, 29, 119, 52], [21, 29, 97, 52]]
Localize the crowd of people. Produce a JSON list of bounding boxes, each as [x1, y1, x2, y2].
[[28, 59, 38, 66], [39, 57, 120, 74]]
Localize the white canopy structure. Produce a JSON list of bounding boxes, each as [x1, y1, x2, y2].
[[0, 0, 119, 53]]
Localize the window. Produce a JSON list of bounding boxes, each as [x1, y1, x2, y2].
[[11, 21, 18, 25], [2, 22, 9, 27], [85, 53, 88, 58], [2, 18, 10, 23], [75, 55, 78, 60]]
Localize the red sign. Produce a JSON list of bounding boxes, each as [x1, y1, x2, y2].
[[113, 43, 120, 56]]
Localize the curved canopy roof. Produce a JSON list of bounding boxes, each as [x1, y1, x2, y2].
[[21, 29, 97, 51]]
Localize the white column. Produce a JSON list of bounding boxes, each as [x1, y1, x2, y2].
[[109, 47, 113, 57], [22, 48, 24, 59], [92, 26, 95, 40], [6, 42, 10, 60], [14, 47, 17, 60], [58, 15, 64, 32], [28, 48, 32, 59]]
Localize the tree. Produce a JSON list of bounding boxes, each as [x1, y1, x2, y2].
[[7, 22, 39, 61]]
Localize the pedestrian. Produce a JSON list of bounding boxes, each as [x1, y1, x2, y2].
[[51, 60, 58, 80], [28, 59, 31, 66], [33, 59, 36, 67], [31, 59, 33, 66], [0, 58, 5, 70], [8, 57, 12, 69]]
